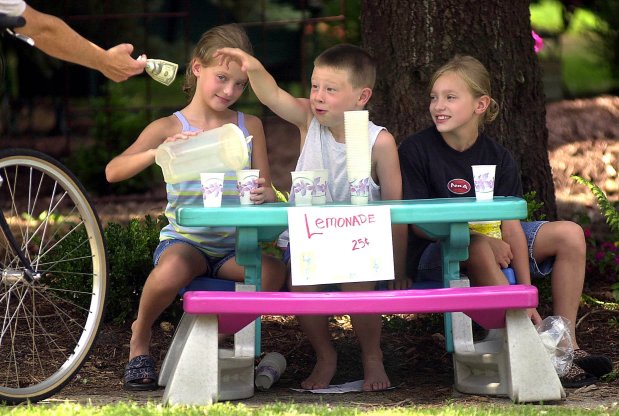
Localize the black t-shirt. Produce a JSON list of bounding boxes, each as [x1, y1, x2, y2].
[[398, 126, 523, 277], [398, 126, 523, 200]]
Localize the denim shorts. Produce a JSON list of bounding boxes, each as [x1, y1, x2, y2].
[[153, 239, 235, 277], [417, 221, 554, 282]]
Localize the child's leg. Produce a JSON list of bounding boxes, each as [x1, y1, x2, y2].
[[216, 253, 286, 291], [130, 242, 208, 360], [530, 221, 586, 349], [125, 241, 208, 390], [463, 234, 510, 286], [288, 283, 336, 390], [343, 282, 390, 392]]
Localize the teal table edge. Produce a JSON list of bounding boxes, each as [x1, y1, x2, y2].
[[176, 196, 527, 353], [177, 197, 527, 228]]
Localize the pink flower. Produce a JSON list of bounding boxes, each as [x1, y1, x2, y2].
[[532, 30, 544, 53], [595, 251, 605, 261]]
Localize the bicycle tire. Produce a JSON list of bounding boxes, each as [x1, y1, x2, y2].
[[0, 148, 108, 404]]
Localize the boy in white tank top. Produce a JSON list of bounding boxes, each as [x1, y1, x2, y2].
[[215, 44, 411, 392]]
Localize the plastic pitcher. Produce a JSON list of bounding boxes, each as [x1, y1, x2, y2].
[[155, 123, 251, 184]]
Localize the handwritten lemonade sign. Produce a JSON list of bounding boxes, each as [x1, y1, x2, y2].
[[288, 206, 394, 286]]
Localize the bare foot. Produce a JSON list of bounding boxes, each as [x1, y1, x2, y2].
[[362, 356, 390, 391], [301, 353, 337, 390]]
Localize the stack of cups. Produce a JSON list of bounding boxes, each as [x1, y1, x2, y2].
[[344, 110, 371, 205]]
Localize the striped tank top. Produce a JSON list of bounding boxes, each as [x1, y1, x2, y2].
[[159, 111, 252, 257]]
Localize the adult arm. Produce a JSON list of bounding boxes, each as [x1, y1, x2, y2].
[[16, 5, 146, 82]]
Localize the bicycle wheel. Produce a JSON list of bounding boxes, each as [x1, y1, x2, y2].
[[0, 148, 108, 404]]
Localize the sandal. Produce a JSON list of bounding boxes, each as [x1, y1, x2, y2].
[[573, 349, 613, 378], [559, 364, 597, 388], [124, 355, 158, 391]]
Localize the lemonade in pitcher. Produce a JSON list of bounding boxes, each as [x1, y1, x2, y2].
[[155, 123, 251, 184]]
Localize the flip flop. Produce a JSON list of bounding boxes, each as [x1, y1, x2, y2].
[[573, 349, 614, 378], [124, 355, 158, 391]]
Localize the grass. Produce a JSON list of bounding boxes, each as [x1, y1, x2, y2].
[[2, 402, 616, 416]]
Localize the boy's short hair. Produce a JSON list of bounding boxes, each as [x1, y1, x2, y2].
[[314, 44, 376, 89]]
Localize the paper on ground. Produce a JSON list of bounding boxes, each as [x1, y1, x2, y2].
[[291, 379, 395, 394]]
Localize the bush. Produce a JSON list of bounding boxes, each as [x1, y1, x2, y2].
[[572, 175, 619, 300], [104, 214, 168, 324]]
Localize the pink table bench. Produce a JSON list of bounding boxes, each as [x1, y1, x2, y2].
[[160, 284, 565, 405]]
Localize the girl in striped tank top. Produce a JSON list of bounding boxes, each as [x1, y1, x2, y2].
[[106, 24, 286, 391]]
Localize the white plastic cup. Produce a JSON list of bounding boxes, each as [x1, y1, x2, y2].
[[155, 123, 251, 183], [255, 352, 287, 391], [312, 169, 328, 205], [290, 171, 314, 206], [349, 172, 370, 205], [472, 165, 496, 201], [200, 172, 224, 207], [237, 169, 260, 205]]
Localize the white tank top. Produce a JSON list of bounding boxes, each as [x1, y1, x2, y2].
[[295, 117, 383, 202]]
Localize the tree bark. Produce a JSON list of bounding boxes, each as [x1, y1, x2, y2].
[[361, 0, 557, 218]]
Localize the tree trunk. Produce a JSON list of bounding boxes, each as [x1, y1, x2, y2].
[[361, 0, 557, 218]]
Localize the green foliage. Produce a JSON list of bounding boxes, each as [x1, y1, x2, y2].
[[572, 175, 619, 234], [103, 215, 168, 324], [523, 191, 547, 222], [46, 222, 99, 310], [572, 175, 619, 301], [65, 84, 163, 196]]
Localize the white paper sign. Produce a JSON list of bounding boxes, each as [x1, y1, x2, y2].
[[288, 206, 394, 286]]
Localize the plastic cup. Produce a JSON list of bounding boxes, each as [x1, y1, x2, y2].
[[290, 171, 314, 206], [255, 352, 287, 391], [200, 172, 224, 207], [236, 169, 260, 205], [312, 169, 328, 205], [349, 172, 370, 205], [472, 165, 496, 201]]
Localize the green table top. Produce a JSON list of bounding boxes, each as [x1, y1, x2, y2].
[[176, 196, 527, 227]]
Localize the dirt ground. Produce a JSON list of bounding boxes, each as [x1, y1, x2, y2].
[[46, 97, 619, 410]]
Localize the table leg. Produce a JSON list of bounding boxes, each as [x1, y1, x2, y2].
[[235, 227, 262, 355], [235, 227, 262, 289], [441, 222, 471, 353]]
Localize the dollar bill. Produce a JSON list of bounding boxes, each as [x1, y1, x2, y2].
[[145, 59, 178, 86]]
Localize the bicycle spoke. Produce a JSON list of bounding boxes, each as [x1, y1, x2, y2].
[[0, 149, 107, 403]]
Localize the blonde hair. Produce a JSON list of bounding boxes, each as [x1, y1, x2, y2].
[[430, 55, 499, 127], [182, 24, 253, 99], [314, 44, 376, 89]]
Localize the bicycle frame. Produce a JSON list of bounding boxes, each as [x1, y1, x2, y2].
[[0, 173, 39, 283]]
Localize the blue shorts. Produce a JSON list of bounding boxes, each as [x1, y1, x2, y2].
[[153, 239, 235, 277], [417, 221, 554, 282]]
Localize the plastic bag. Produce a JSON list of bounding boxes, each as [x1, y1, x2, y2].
[[536, 316, 574, 376]]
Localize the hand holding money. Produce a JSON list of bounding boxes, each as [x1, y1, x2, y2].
[[145, 59, 178, 86]]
